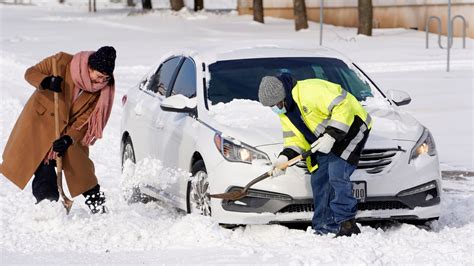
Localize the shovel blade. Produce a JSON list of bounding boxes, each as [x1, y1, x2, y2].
[[62, 199, 74, 215], [209, 190, 247, 201]]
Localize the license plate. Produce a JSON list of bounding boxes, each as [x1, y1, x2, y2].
[[352, 181, 367, 202]]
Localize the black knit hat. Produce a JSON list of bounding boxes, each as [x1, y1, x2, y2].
[[88, 46, 116, 76]]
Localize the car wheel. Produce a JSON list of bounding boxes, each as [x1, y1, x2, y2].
[[187, 160, 211, 216], [121, 135, 154, 204]]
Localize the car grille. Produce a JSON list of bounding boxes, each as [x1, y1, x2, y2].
[[357, 148, 401, 174], [278, 201, 410, 213], [358, 201, 410, 210]]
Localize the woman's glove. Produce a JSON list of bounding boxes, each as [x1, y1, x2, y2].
[[272, 155, 288, 177], [311, 133, 336, 154], [40, 76, 63, 92], [53, 135, 73, 157]]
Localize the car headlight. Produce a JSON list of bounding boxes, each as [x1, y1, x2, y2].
[[214, 133, 270, 164], [409, 128, 437, 163]]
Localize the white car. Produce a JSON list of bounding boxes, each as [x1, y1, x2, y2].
[[120, 46, 441, 225]]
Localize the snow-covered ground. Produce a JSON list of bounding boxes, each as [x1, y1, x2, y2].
[[1, 1, 473, 264]]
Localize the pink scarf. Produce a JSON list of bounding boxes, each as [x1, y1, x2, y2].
[[70, 51, 115, 146]]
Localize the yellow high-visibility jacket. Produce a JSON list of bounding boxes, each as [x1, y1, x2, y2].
[[279, 79, 372, 171]]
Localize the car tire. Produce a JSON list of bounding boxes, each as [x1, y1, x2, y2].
[[187, 160, 211, 216], [121, 135, 154, 204]]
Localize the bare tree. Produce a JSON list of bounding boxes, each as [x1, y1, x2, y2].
[[293, 0, 308, 31], [142, 0, 152, 10], [357, 0, 373, 36], [88, 0, 96, 12], [170, 0, 184, 11], [253, 0, 264, 23], [194, 0, 204, 11]]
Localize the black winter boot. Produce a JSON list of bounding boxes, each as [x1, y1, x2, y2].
[[335, 219, 361, 237], [32, 161, 59, 203], [83, 184, 108, 214]]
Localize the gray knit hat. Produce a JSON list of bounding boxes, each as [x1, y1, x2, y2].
[[258, 76, 286, 106]]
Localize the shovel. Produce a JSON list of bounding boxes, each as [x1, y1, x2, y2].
[[52, 58, 74, 214], [210, 150, 313, 201]]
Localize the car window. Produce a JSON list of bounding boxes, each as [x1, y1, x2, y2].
[[207, 57, 376, 105], [146, 57, 182, 96], [337, 67, 373, 100], [169, 58, 197, 98]]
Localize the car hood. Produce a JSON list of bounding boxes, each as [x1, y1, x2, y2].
[[206, 100, 423, 148]]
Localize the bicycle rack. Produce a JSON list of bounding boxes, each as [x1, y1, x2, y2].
[[425, 15, 467, 49], [425, 0, 467, 72], [426, 16, 443, 49], [451, 15, 467, 49]]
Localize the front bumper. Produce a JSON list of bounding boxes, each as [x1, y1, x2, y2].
[[213, 180, 440, 224], [209, 143, 442, 225]]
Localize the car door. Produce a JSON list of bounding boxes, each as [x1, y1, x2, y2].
[[132, 56, 183, 162], [159, 57, 198, 208]]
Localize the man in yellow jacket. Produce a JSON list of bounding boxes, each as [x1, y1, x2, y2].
[[258, 73, 372, 237]]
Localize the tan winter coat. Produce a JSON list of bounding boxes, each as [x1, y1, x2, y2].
[[0, 52, 100, 197]]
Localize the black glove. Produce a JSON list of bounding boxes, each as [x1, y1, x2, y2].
[[53, 135, 73, 157], [40, 76, 63, 92]]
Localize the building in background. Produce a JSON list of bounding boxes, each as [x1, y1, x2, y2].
[[238, 0, 473, 38]]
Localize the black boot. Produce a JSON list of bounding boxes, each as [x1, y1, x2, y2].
[[335, 219, 361, 237], [32, 161, 59, 204], [83, 184, 107, 214]]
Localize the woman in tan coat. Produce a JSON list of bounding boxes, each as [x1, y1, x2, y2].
[[0, 46, 116, 214]]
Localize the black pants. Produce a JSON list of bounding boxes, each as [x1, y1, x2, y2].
[[32, 161, 100, 203], [32, 161, 59, 203]]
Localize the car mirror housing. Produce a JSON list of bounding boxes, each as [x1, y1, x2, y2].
[[160, 94, 197, 115], [387, 89, 412, 106]]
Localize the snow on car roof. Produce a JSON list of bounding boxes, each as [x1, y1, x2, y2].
[[157, 45, 353, 67]]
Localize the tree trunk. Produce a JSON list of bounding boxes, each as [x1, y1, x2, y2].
[[170, 0, 184, 11], [194, 0, 203, 11], [142, 0, 152, 10], [89, 0, 96, 12], [253, 0, 264, 23], [127, 0, 135, 7], [357, 0, 373, 36], [293, 0, 308, 31]]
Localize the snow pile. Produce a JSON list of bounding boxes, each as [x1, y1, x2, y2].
[[208, 99, 279, 129], [121, 158, 190, 196]]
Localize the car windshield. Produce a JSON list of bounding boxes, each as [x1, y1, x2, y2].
[[207, 57, 381, 105]]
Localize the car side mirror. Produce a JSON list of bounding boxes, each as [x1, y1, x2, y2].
[[387, 90, 411, 106], [160, 94, 197, 115]]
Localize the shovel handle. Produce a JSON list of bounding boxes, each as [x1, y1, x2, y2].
[[210, 149, 314, 200], [52, 58, 73, 214], [274, 149, 312, 171], [243, 151, 309, 191]]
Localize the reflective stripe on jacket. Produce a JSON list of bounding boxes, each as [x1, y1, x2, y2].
[[280, 79, 372, 169]]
